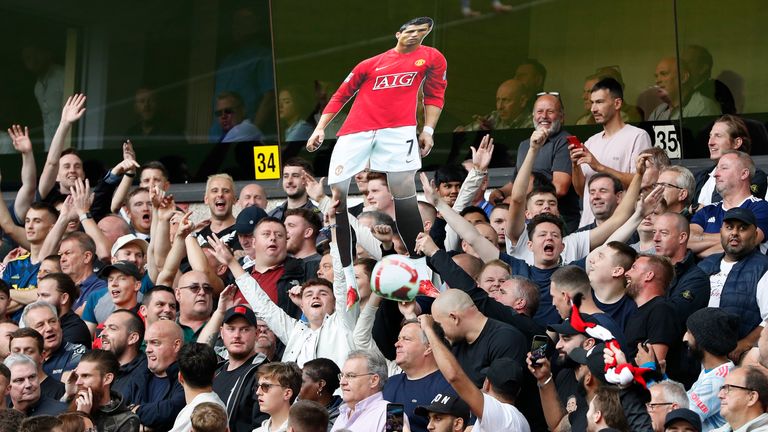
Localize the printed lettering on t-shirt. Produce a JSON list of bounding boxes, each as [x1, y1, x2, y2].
[[373, 72, 418, 90], [691, 391, 709, 413]]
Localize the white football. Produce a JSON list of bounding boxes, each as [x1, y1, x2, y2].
[[370, 255, 420, 302]]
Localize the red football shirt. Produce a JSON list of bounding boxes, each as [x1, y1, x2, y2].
[[324, 45, 447, 136], [234, 264, 285, 306]]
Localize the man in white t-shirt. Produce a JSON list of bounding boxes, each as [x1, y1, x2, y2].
[[419, 315, 531, 432], [570, 77, 652, 228]]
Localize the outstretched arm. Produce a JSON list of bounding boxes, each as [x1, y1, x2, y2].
[[197, 284, 237, 346], [70, 179, 111, 262], [0, 172, 28, 249], [604, 185, 664, 245], [8, 126, 36, 220], [507, 128, 548, 245], [588, 154, 651, 250], [155, 212, 193, 287], [39, 94, 86, 199], [420, 173, 499, 262], [110, 141, 139, 213]]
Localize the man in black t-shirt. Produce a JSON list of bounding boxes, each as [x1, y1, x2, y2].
[[212, 305, 268, 432], [623, 255, 682, 373], [584, 241, 638, 331]]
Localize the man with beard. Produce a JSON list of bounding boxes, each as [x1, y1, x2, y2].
[[513, 93, 580, 231], [269, 158, 318, 222], [528, 316, 601, 431], [71, 349, 140, 432], [101, 309, 147, 403], [284, 207, 323, 276], [569, 77, 652, 228], [698, 208, 768, 362], [623, 254, 682, 373], [200, 300, 269, 432], [683, 308, 739, 430]]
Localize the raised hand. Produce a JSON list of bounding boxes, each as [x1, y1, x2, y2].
[[414, 232, 439, 257], [123, 140, 136, 161], [303, 171, 326, 202], [217, 284, 238, 313], [70, 178, 93, 215], [418, 172, 440, 207], [206, 233, 234, 265], [470, 134, 495, 171], [112, 158, 141, 176], [7, 125, 32, 154], [529, 127, 550, 150], [371, 224, 394, 249], [61, 94, 87, 125], [397, 300, 421, 320], [175, 211, 194, 239], [635, 153, 651, 177], [638, 185, 664, 217]]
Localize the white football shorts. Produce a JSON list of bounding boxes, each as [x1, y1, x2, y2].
[[327, 126, 420, 184]]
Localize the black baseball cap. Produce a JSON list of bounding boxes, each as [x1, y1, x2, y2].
[[414, 394, 470, 422], [483, 358, 524, 396], [234, 206, 268, 235], [664, 408, 702, 432], [568, 343, 607, 383], [98, 261, 142, 280], [723, 207, 756, 226], [223, 305, 257, 326]]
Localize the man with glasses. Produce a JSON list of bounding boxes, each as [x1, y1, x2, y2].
[[215, 91, 263, 143], [656, 166, 697, 217], [168, 343, 225, 432], [174, 271, 214, 343], [715, 366, 768, 431], [648, 379, 689, 431], [332, 349, 404, 432], [569, 77, 652, 228], [254, 362, 302, 432]]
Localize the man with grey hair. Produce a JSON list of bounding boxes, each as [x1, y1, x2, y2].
[[331, 349, 408, 432], [20, 301, 85, 381], [5, 353, 66, 416], [656, 165, 696, 216], [713, 366, 768, 431], [648, 380, 689, 432]]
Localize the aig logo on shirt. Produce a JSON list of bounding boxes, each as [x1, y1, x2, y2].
[[373, 72, 418, 90]]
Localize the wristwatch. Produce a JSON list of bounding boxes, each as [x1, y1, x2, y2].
[[79, 212, 92, 222]]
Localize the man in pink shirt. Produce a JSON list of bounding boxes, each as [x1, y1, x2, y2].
[[570, 77, 652, 228]]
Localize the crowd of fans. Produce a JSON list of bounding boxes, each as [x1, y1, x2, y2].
[[0, 72, 766, 432]]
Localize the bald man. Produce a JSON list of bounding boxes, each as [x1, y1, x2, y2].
[[135, 320, 186, 431], [431, 289, 543, 429], [456, 79, 532, 131], [648, 57, 720, 121], [237, 183, 268, 209]]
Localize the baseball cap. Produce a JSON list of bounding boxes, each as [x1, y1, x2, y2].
[[723, 207, 756, 226], [414, 394, 470, 422], [547, 314, 601, 337], [664, 408, 702, 432], [223, 305, 257, 326], [98, 260, 142, 280], [483, 358, 524, 396], [111, 234, 148, 258], [234, 206, 268, 235], [568, 343, 607, 383]]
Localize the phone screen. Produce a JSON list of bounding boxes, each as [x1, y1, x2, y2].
[[386, 403, 405, 432], [531, 335, 548, 361]]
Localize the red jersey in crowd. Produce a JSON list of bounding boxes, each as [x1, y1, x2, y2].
[[323, 45, 447, 136]]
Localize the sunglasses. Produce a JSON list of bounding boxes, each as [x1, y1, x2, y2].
[[215, 108, 235, 117]]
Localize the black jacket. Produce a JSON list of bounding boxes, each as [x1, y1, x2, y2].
[[134, 362, 186, 432], [92, 390, 141, 432], [214, 353, 269, 432], [113, 354, 148, 404]]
